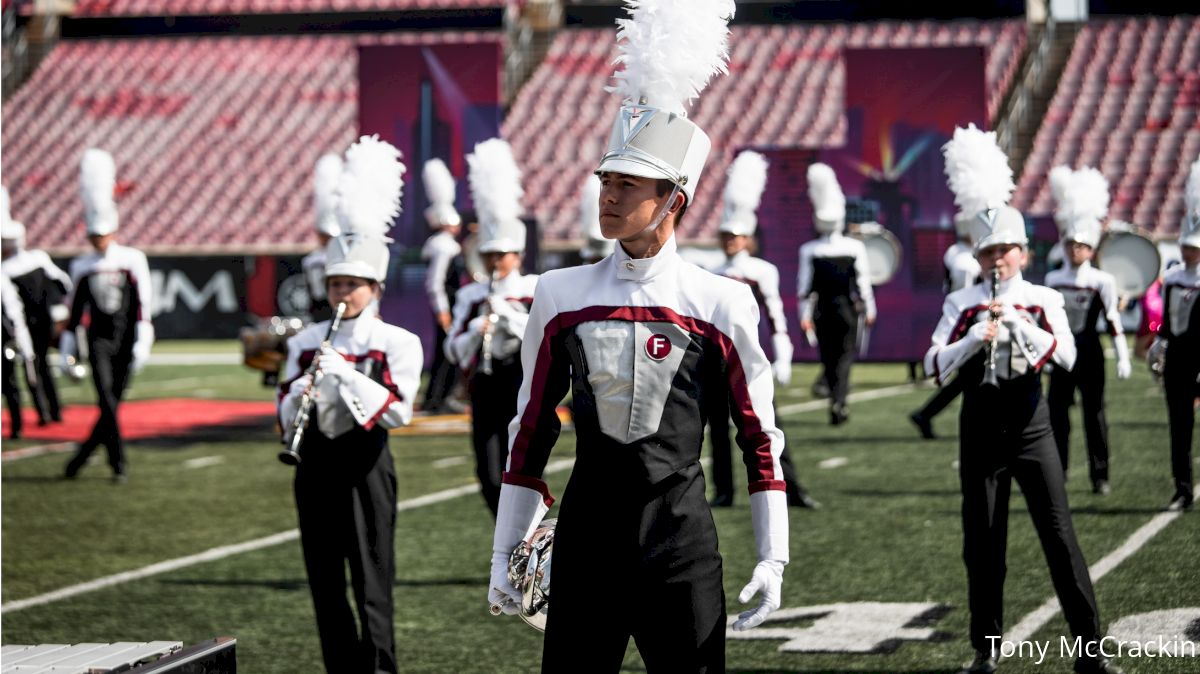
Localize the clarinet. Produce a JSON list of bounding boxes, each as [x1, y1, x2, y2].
[[479, 270, 500, 376], [278, 302, 347, 466], [980, 267, 1002, 388]]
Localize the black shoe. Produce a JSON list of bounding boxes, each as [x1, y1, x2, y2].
[[709, 493, 734, 508], [909, 412, 935, 439], [829, 404, 848, 426], [1092, 480, 1111, 495], [1073, 656, 1124, 674], [1166, 491, 1194, 512], [788, 491, 822, 509], [961, 650, 997, 674]]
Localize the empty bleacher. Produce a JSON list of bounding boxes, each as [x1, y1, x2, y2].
[[509, 19, 1027, 242], [68, 0, 502, 16], [1011, 16, 1200, 236]]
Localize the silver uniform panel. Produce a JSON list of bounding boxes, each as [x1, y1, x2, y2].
[[1169, 284, 1199, 337]]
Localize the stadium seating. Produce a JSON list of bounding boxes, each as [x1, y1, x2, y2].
[[507, 19, 1027, 242], [69, 0, 503, 16], [1011, 17, 1200, 236], [0, 32, 496, 249]]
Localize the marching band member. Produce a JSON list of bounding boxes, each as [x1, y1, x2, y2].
[[419, 158, 464, 414], [445, 139, 538, 518], [2, 275, 35, 439], [300, 153, 343, 322], [61, 149, 154, 483], [489, 2, 790, 670], [2, 185, 73, 427], [1150, 157, 1200, 512], [797, 162, 876, 425], [928, 125, 1122, 674], [277, 135, 422, 674], [910, 189, 983, 440], [1044, 167, 1130, 495], [709, 151, 819, 509]]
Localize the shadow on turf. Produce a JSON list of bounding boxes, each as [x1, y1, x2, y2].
[[160, 577, 486, 590]]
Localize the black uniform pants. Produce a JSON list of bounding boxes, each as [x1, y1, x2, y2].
[[914, 372, 966, 420], [294, 431, 398, 674], [544, 461, 725, 673], [2, 351, 21, 438], [27, 332, 61, 423], [816, 312, 856, 410], [1047, 339, 1109, 484], [470, 358, 522, 516], [710, 402, 807, 503], [960, 396, 1101, 653], [422, 319, 457, 411], [1163, 349, 1199, 496], [67, 338, 132, 475]]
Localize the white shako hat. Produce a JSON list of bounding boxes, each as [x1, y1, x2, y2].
[[325, 135, 405, 283], [718, 150, 768, 236], [1183, 157, 1200, 249], [468, 138, 526, 255], [1, 186, 25, 248], [80, 148, 119, 236], [941, 124, 1023, 253], [807, 162, 846, 234], [594, 0, 735, 206], [422, 158, 462, 229], [1058, 166, 1109, 249], [314, 153, 343, 237], [578, 174, 613, 261]]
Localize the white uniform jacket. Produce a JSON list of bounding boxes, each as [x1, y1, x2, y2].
[[796, 233, 876, 322], [713, 250, 793, 376], [943, 241, 981, 294], [2, 275, 35, 357], [1045, 261, 1123, 337], [421, 230, 462, 316], [67, 243, 155, 349], [924, 272, 1076, 385], [278, 303, 422, 442], [2, 248, 73, 322], [444, 271, 539, 370], [502, 236, 788, 561]]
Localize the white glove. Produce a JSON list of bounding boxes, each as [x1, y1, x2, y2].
[[59, 331, 77, 370], [732, 559, 784, 631], [967, 321, 993, 343], [489, 550, 521, 615], [997, 301, 1027, 330], [1116, 358, 1132, 380], [771, 333, 793, 386], [1113, 336, 1131, 380], [317, 347, 354, 381], [132, 322, 154, 373]]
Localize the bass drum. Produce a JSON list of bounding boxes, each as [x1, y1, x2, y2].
[[1096, 226, 1160, 300], [850, 222, 902, 286]]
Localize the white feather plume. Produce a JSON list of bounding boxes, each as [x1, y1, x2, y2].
[[579, 174, 602, 236], [723, 150, 768, 217], [423, 158, 457, 208], [467, 138, 524, 228], [79, 148, 117, 215], [1187, 157, 1200, 219], [941, 123, 1014, 217], [1063, 167, 1109, 222], [1048, 165, 1073, 213], [807, 162, 845, 215], [608, 0, 736, 115], [334, 135, 405, 238], [314, 153, 343, 222]]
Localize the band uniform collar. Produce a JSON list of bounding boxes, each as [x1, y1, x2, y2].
[[614, 234, 678, 283]]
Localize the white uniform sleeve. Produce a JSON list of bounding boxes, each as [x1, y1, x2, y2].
[[758, 263, 789, 337], [924, 296, 985, 384], [854, 243, 876, 321], [277, 335, 308, 442], [444, 286, 483, 367], [2, 277, 34, 357], [337, 330, 423, 429], [796, 244, 815, 322], [1099, 273, 1124, 337], [1011, 290, 1074, 372], [424, 243, 454, 315]]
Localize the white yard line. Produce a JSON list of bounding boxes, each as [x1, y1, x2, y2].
[[818, 457, 849, 469], [432, 456, 469, 469], [0, 458, 575, 614], [1003, 485, 1200, 650], [1, 442, 75, 462], [776, 382, 920, 416], [182, 456, 225, 469]]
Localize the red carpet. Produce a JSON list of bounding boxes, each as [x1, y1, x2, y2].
[[1, 399, 277, 444]]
